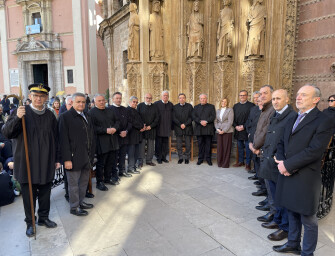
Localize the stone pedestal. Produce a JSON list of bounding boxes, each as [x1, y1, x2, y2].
[[241, 58, 266, 97], [127, 61, 142, 99], [186, 60, 206, 106], [148, 61, 168, 101], [213, 59, 234, 108]]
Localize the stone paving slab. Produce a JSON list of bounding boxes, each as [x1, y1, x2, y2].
[[0, 158, 334, 256]]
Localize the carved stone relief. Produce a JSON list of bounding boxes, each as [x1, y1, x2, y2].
[[217, 0, 234, 60], [186, 61, 206, 106], [187, 0, 204, 60], [149, 0, 164, 61], [148, 62, 168, 101], [128, 3, 140, 61], [214, 60, 234, 107], [127, 62, 142, 99], [242, 59, 266, 96]]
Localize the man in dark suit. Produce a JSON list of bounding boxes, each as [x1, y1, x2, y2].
[[192, 94, 216, 166], [59, 92, 96, 217], [273, 85, 332, 255], [172, 93, 193, 164]]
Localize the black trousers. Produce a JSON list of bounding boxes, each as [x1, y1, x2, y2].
[[20, 182, 52, 224], [96, 150, 117, 183], [127, 143, 140, 171], [117, 144, 128, 173], [197, 135, 212, 162], [156, 136, 169, 161], [176, 135, 191, 160]]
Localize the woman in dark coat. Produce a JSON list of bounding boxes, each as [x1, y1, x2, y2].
[[323, 94, 335, 134]]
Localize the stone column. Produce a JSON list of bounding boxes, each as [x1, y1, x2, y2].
[[213, 59, 234, 108], [148, 61, 168, 101], [126, 61, 142, 99], [186, 59, 206, 106], [241, 59, 266, 97]]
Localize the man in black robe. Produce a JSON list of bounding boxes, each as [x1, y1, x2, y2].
[[89, 94, 120, 190], [127, 96, 145, 173], [232, 90, 255, 170], [137, 93, 159, 167], [192, 94, 216, 165], [110, 92, 133, 178], [2, 83, 60, 237], [59, 93, 96, 217], [154, 91, 173, 164], [173, 93, 193, 164]]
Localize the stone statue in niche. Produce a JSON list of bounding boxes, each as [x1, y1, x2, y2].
[[128, 3, 140, 61], [217, 0, 234, 59], [149, 0, 164, 61], [245, 0, 266, 59], [187, 0, 204, 60]]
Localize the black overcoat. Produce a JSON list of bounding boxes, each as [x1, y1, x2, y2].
[[137, 103, 159, 139], [2, 106, 58, 184], [275, 107, 333, 215], [89, 107, 120, 154], [245, 105, 261, 143], [127, 106, 144, 145], [192, 103, 216, 136], [258, 105, 296, 182], [323, 107, 335, 134], [172, 103, 193, 136], [58, 107, 96, 172], [110, 105, 132, 145], [232, 101, 255, 140], [154, 100, 173, 137]]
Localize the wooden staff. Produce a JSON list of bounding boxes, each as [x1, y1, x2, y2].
[[7, 89, 36, 239]]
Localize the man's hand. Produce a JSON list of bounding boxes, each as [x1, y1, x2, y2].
[[274, 157, 291, 176], [181, 124, 186, 129], [249, 142, 254, 152], [120, 131, 127, 137], [107, 128, 117, 134], [8, 162, 14, 170], [17, 106, 25, 119], [55, 162, 61, 169], [146, 126, 152, 130], [200, 120, 207, 126], [64, 161, 72, 170]]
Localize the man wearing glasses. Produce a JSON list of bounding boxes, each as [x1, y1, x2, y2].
[[232, 90, 255, 170]]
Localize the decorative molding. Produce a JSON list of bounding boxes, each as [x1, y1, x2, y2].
[[293, 73, 335, 82], [295, 54, 335, 62], [242, 59, 266, 96], [186, 61, 206, 106], [298, 0, 323, 7], [213, 60, 234, 109], [297, 13, 335, 26], [297, 33, 335, 43], [127, 62, 142, 100], [148, 62, 168, 101]]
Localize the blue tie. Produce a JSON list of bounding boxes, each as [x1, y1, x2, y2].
[[292, 113, 306, 133]]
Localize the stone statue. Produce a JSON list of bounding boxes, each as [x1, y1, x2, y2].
[[149, 0, 164, 61], [245, 0, 266, 59], [128, 3, 140, 61], [217, 0, 234, 59], [187, 0, 204, 60]]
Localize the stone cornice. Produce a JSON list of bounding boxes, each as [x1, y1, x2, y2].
[[0, 0, 5, 9]]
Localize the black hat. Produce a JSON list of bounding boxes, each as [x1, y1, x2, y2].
[[28, 83, 50, 94]]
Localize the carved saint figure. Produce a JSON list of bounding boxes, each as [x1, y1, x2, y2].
[[187, 0, 204, 60], [217, 0, 234, 59], [149, 0, 164, 61], [245, 0, 266, 59], [128, 3, 140, 61]]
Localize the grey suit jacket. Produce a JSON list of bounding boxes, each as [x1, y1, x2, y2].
[[214, 108, 234, 133]]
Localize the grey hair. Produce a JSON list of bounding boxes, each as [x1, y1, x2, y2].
[[129, 96, 138, 102], [252, 91, 260, 97], [65, 96, 72, 105], [304, 84, 321, 98], [161, 90, 169, 96], [72, 92, 86, 101], [94, 93, 105, 101], [261, 85, 274, 92], [199, 93, 208, 99]]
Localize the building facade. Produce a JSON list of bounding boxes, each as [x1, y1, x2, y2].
[[0, 0, 108, 97]]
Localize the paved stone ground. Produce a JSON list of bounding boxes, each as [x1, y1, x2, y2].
[[1, 158, 334, 256]]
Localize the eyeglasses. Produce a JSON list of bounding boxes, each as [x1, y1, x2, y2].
[[239, 94, 247, 97], [145, 97, 152, 99], [328, 100, 335, 102], [31, 94, 46, 99]]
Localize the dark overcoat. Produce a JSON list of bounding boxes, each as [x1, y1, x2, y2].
[[89, 107, 120, 154], [127, 106, 144, 145], [192, 103, 216, 136], [259, 105, 296, 182], [275, 107, 333, 215], [110, 105, 132, 145], [137, 103, 159, 139], [245, 105, 261, 143], [172, 103, 193, 136], [232, 101, 255, 140], [58, 107, 96, 172], [154, 100, 173, 137], [2, 106, 58, 184]]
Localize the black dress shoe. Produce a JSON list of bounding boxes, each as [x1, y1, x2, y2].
[[254, 181, 261, 185], [185, 159, 189, 164], [207, 161, 213, 166], [80, 202, 94, 209], [248, 169, 256, 174], [252, 189, 267, 196], [268, 229, 288, 241], [273, 242, 301, 255], [65, 194, 69, 202], [178, 159, 183, 164], [261, 221, 279, 229], [197, 160, 203, 165], [105, 179, 120, 185], [137, 164, 143, 170], [131, 169, 140, 174], [248, 175, 258, 180], [258, 198, 268, 206], [162, 159, 169, 163], [120, 172, 132, 177], [255, 204, 270, 211], [70, 207, 88, 216], [26, 224, 35, 237], [96, 182, 108, 191], [146, 162, 156, 166], [157, 160, 162, 164], [38, 219, 57, 228], [85, 192, 95, 198], [257, 212, 274, 222]]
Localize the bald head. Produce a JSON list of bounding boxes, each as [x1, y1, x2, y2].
[[272, 89, 289, 111]]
